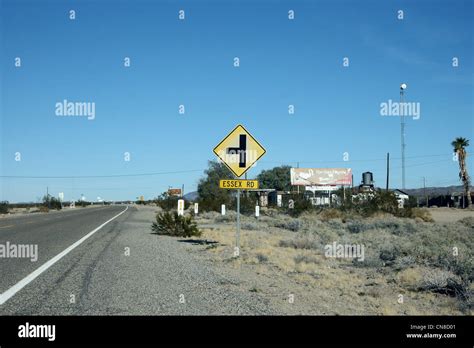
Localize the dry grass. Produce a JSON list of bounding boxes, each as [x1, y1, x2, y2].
[[194, 209, 473, 315], [412, 208, 435, 222]]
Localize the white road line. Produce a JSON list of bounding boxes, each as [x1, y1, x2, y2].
[[0, 206, 129, 305]]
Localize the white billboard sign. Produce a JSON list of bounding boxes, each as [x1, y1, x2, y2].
[[291, 168, 352, 186]]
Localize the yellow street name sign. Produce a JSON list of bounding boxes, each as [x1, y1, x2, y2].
[[219, 179, 259, 189]]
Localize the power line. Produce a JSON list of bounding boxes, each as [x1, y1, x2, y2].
[[391, 159, 452, 170], [0, 169, 204, 179], [260, 153, 451, 165], [0, 154, 453, 179]]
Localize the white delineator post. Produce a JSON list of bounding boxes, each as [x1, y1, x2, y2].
[[221, 204, 226, 215], [177, 199, 185, 216], [194, 203, 199, 215], [255, 205, 260, 217]]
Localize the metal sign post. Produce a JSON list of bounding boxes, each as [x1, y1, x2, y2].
[[213, 124, 266, 258], [236, 188, 241, 256]]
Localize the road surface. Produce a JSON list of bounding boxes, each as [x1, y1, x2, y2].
[[0, 206, 275, 315]]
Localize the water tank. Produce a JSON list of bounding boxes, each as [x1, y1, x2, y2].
[[362, 172, 373, 186]]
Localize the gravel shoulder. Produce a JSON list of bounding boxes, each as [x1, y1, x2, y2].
[[0, 206, 279, 315]]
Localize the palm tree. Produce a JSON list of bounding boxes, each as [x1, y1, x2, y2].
[[451, 137, 472, 207]]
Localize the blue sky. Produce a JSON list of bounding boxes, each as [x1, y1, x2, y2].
[[1, 0, 473, 202]]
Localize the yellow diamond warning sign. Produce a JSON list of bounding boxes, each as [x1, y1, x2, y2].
[[213, 125, 266, 177]]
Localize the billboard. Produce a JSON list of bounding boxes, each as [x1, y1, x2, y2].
[[290, 168, 352, 186], [168, 188, 182, 197]]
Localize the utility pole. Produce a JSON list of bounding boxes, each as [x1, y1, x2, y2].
[[386, 152, 390, 191], [297, 161, 300, 195], [423, 177, 428, 207], [46, 186, 50, 209], [400, 83, 407, 189]]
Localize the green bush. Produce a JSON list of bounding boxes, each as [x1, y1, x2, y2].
[[155, 192, 189, 211], [197, 161, 234, 212], [151, 211, 201, 237], [340, 189, 413, 218], [230, 194, 258, 215], [42, 195, 62, 210], [0, 201, 9, 214], [284, 193, 314, 217]]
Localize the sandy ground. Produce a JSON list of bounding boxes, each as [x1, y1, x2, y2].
[[427, 207, 474, 223], [189, 210, 472, 315]]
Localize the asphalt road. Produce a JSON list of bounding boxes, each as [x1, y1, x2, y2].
[[0, 205, 275, 315]]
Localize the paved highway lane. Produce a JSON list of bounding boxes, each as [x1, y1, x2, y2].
[[0, 206, 276, 315], [0, 206, 128, 295]]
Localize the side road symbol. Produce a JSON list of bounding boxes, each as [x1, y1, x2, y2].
[[226, 134, 247, 168]]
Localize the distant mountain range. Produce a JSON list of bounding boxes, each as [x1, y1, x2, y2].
[[402, 186, 467, 197], [183, 191, 199, 201]]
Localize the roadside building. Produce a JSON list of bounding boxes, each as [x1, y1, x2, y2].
[[393, 189, 409, 208]]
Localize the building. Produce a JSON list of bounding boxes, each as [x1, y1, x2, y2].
[[393, 189, 409, 208]]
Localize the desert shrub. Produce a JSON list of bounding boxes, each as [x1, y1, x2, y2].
[[346, 220, 365, 233], [271, 218, 301, 232], [294, 254, 320, 264], [411, 208, 434, 222], [198, 211, 220, 220], [215, 210, 237, 223], [256, 253, 269, 263], [42, 195, 62, 210], [155, 192, 190, 211], [241, 221, 260, 230], [351, 253, 384, 268], [319, 208, 343, 221], [393, 255, 416, 271], [418, 268, 470, 303], [0, 201, 9, 214], [458, 216, 474, 228], [371, 190, 401, 215], [436, 254, 474, 282], [326, 219, 345, 232], [372, 219, 401, 232], [362, 218, 416, 235], [39, 206, 49, 213], [379, 246, 401, 265], [261, 208, 281, 217], [348, 190, 414, 218], [284, 194, 314, 217], [279, 235, 320, 250], [151, 211, 201, 237]]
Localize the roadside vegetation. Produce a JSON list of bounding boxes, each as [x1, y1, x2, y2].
[[40, 195, 62, 212], [452, 137, 472, 207], [0, 201, 9, 214], [195, 208, 473, 314], [154, 192, 190, 211], [152, 211, 201, 237], [190, 160, 473, 314], [150, 191, 201, 237]]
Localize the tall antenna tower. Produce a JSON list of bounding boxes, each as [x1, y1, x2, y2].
[[400, 83, 407, 189]]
